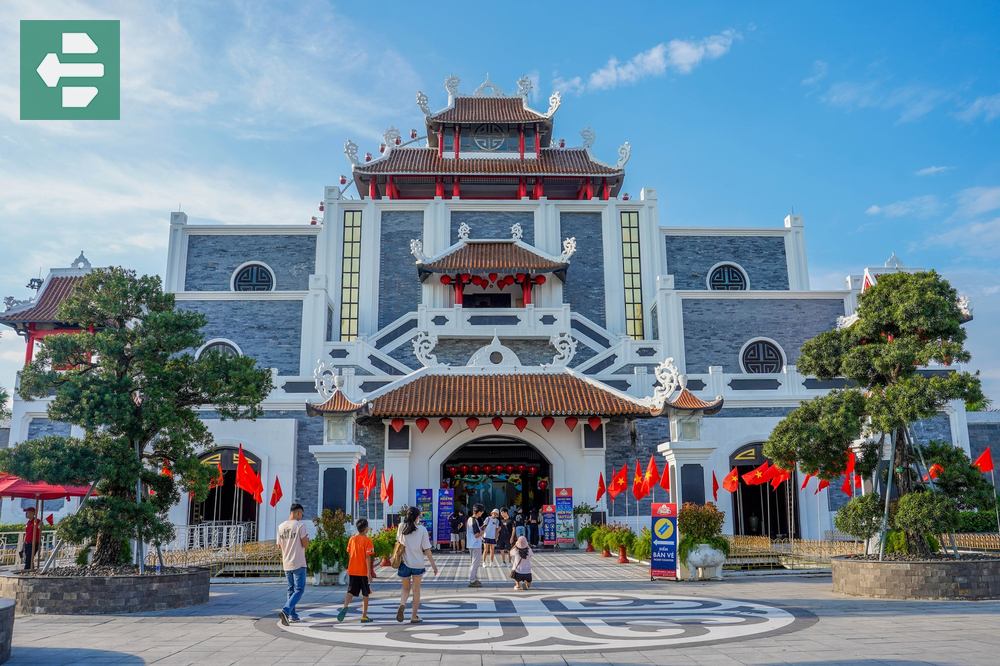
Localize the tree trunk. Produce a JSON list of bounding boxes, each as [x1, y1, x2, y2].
[[92, 530, 123, 567], [894, 428, 911, 496]]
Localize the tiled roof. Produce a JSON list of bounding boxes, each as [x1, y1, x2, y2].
[[667, 388, 724, 415], [353, 147, 620, 176], [429, 98, 548, 123], [421, 241, 567, 273], [367, 373, 653, 418], [0, 276, 84, 324], [305, 391, 366, 417]]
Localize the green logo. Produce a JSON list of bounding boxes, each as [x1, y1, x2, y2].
[[20, 20, 120, 120]]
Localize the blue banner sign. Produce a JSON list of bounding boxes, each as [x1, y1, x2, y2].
[[415, 488, 434, 541], [435, 488, 454, 545], [555, 487, 574, 544], [650, 502, 678, 580], [541, 504, 557, 544]]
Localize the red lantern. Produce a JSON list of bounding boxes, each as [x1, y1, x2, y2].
[[492, 417, 504, 431], [440, 275, 452, 285], [439, 417, 453, 432], [415, 417, 430, 433], [541, 416, 555, 431], [488, 272, 498, 283], [534, 275, 546, 285], [339, 175, 347, 185], [466, 417, 480, 432], [484, 465, 493, 474], [518, 464, 526, 473], [505, 464, 514, 473], [528, 465, 538, 475], [514, 416, 528, 432], [515, 273, 526, 283], [460, 464, 469, 474], [622, 192, 630, 201], [390, 418, 405, 433], [472, 465, 480, 474], [565, 416, 579, 431], [394, 135, 402, 145], [379, 143, 386, 153], [538, 480, 548, 490], [448, 466, 457, 475], [410, 128, 418, 139], [461, 273, 471, 283], [364, 152, 372, 162], [588, 416, 602, 431]]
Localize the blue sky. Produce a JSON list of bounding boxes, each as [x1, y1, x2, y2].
[[1, 1, 998, 404]]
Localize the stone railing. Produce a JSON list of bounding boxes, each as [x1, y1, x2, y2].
[[417, 304, 571, 338]]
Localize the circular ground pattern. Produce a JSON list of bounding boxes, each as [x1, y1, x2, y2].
[[268, 591, 811, 654]]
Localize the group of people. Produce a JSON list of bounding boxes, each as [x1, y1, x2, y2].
[[448, 505, 541, 556], [275, 502, 535, 625]]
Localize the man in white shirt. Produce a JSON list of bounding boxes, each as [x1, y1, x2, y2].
[[276, 503, 310, 625], [466, 504, 485, 587]]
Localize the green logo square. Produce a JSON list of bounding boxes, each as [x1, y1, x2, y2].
[[20, 20, 120, 120]]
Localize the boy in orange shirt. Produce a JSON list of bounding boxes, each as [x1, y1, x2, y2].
[[337, 518, 375, 623]]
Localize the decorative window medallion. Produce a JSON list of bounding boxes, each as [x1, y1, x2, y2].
[[741, 339, 784, 374], [233, 263, 274, 291], [709, 264, 748, 291]]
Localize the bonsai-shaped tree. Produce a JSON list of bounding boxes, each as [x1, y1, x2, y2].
[[764, 271, 982, 556], [0, 268, 272, 566]]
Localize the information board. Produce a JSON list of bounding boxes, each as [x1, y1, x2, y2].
[[554, 487, 574, 544], [435, 488, 454, 544], [650, 502, 678, 580], [541, 504, 557, 544], [415, 488, 434, 541]]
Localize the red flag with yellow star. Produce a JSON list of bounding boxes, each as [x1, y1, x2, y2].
[[607, 464, 628, 500], [722, 467, 739, 493], [742, 461, 772, 486]]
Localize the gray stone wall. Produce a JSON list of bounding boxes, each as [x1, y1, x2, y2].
[[714, 407, 794, 418], [970, 421, 1000, 488], [682, 298, 845, 373], [178, 300, 303, 375], [665, 234, 789, 290], [184, 234, 315, 291], [355, 422, 385, 510], [832, 557, 1000, 599], [603, 418, 672, 517], [560, 213, 605, 327], [379, 211, 424, 329], [451, 211, 534, 245], [911, 414, 952, 445], [26, 418, 71, 440]]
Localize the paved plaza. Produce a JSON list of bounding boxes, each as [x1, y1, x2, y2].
[[7, 551, 1000, 665]]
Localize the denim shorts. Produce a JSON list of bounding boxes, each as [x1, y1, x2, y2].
[[397, 563, 426, 578]]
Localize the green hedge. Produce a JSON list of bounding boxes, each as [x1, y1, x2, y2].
[[957, 510, 998, 533]]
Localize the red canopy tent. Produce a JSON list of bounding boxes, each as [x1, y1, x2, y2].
[[0, 474, 95, 570]]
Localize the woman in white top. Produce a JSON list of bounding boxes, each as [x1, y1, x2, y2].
[[395, 506, 438, 624], [482, 508, 500, 567], [510, 535, 534, 591]]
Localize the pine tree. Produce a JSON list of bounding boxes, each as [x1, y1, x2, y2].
[[0, 268, 272, 566], [763, 271, 982, 555]]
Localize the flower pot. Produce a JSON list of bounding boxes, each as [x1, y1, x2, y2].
[[617, 545, 629, 564], [585, 540, 595, 553], [679, 544, 725, 581], [380, 556, 391, 567], [601, 547, 611, 558]]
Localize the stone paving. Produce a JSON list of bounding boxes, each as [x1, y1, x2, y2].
[[7, 551, 1000, 665]]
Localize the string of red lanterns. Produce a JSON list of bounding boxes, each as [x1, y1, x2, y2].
[[446, 464, 539, 476], [394, 416, 603, 433]]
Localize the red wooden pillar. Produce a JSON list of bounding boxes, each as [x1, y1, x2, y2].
[[584, 180, 594, 199], [521, 275, 533, 306], [369, 178, 377, 199], [453, 280, 464, 306], [387, 175, 395, 200], [519, 128, 525, 159], [533, 178, 544, 199], [517, 177, 526, 199], [452, 177, 461, 199], [23, 327, 34, 365], [435, 177, 445, 198], [454, 126, 460, 159], [601, 178, 609, 200]]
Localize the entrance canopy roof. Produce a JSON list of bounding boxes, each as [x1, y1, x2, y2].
[[416, 239, 570, 281], [0, 473, 93, 500]]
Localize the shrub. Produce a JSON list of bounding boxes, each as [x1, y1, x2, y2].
[[573, 502, 596, 516], [576, 524, 596, 544], [957, 510, 998, 533], [629, 527, 652, 560], [894, 492, 959, 537], [590, 525, 610, 551], [371, 526, 397, 559], [834, 493, 884, 541], [602, 524, 635, 551], [305, 508, 353, 573], [883, 529, 940, 556], [678, 502, 725, 541]]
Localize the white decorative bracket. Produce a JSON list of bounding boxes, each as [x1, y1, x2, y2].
[[416, 90, 430, 116], [650, 357, 686, 411], [516, 75, 533, 98], [580, 127, 595, 150], [560, 237, 577, 262], [546, 91, 561, 117], [616, 141, 632, 169], [409, 239, 427, 262], [344, 139, 359, 166], [543, 332, 577, 368], [511, 222, 523, 241], [383, 126, 401, 150], [445, 75, 460, 102], [413, 331, 441, 368], [314, 359, 342, 400], [458, 222, 471, 240]]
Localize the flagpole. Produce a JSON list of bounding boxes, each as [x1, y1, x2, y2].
[[992, 468, 1000, 535]]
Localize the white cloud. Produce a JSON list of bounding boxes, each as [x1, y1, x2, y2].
[[957, 94, 1000, 122], [822, 81, 950, 123], [954, 186, 1000, 219], [558, 29, 739, 94], [927, 217, 1000, 258], [801, 60, 828, 86], [915, 165, 954, 177], [865, 195, 943, 219]]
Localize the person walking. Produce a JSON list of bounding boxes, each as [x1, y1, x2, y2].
[[449, 507, 465, 552], [276, 503, 310, 625], [527, 509, 540, 547], [466, 504, 485, 587], [395, 506, 438, 624], [510, 535, 534, 591], [497, 508, 514, 566], [482, 508, 500, 566], [514, 509, 526, 540], [21, 507, 42, 571], [337, 518, 375, 623]]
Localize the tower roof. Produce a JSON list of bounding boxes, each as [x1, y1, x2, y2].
[[352, 146, 621, 177]]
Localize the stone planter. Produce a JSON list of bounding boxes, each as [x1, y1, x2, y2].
[[0, 599, 11, 663], [0, 568, 209, 615], [312, 566, 348, 586], [832, 556, 1000, 600], [679, 544, 726, 581]]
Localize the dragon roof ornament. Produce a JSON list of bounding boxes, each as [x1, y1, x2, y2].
[[474, 73, 504, 97], [546, 91, 561, 117], [580, 127, 595, 150], [416, 90, 431, 116], [444, 75, 460, 102], [516, 75, 533, 98], [616, 141, 632, 169], [650, 357, 686, 411], [344, 139, 359, 166]]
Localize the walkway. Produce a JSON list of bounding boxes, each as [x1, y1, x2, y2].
[[7, 550, 1000, 664]]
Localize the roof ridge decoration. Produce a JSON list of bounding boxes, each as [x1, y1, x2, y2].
[[71, 251, 91, 270], [560, 237, 577, 262], [473, 73, 504, 97], [580, 127, 595, 150], [542, 332, 577, 369], [457, 222, 471, 240], [546, 91, 561, 117], [344, 139, 359, 166], [468, 334, 521, 368], [416, 90, 431, 116], [650, 357, 685, 411], [616, 141, 632, 169], [516, 75, 533, 99], [412, 331, 440, 368], [445, 75, 461, 103], [511, 223, 523, 241], [409, 239, 427, 263]]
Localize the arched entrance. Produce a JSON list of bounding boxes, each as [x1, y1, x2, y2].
[[729, 443, 799, 539], [188, 447, 261, 539], [442, 436, 551, 515]]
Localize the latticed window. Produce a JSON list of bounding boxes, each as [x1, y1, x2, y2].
[[233, 263, 274, 291], [741, 339, 783, 373], [709, 264, 747, 290], [198, 341, 239, 358], [620, 211, 644, 339], [339, 210, 363, 341]]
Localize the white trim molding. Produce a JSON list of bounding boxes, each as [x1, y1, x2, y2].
[[195, 338, 243, 359]]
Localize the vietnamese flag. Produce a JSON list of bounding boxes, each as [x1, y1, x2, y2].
[[770, 467, 791, 490], [596, 472, 606, 502], [364, 466, 377, 501], [631, 461, 647, 500], [840, 473, 852, 496], [722, 467, 739, 493], [235, 445, 259, 496], [208, 462, 224, 490], [355, 463, 369, 501], [801, 471, 814, 491], [643, 455, 660, 491], [252, 470, 264, 504], [607, 464, 628, 499], [712, 471, 720, 501], [386, 474, 394, 506], [269, 476, 283, 508], [815, 478, 830, 495], [923, 463, 944, 482], [845, 450, 857, 476], [973, 447, 994, 474], [379, 471, 388, 503], [161, 461, 173, 478], [742, 461, 772, 486], [45, 514, 54, 526], [659, 463, 671, 492]]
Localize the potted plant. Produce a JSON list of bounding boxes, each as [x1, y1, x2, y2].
[[629, 527, 652, 561], [603, 524, 635, 564], [372, 526, 398, 568], [572, 501, 595, 541], [576, 524, 597, 552], [678, 502, 729, 580], [305, 509, 351, 585], [590, 524, 612, 557]]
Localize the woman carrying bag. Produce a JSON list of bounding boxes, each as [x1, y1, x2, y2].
[[394, 506, 438, 624]]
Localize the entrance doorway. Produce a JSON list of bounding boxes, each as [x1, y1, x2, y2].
[[442, 437, 551, 516], [729, 443, 799, 539], [188, 447, 260, 540]]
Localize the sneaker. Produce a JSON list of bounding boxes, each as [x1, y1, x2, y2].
[[410, 616, 423, 624], [336, 608, 347, 623], [278, 610, 290, 626], [468, 580, 482, 588], [360, 616, 372, 623], [290, 617, 302, 623], [395, 604, 405, 622]]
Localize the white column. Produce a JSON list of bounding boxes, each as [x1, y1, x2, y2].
[[783, 214, 809, 290], [310, 444, 366, 518], [164, 212, 188, 293]]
